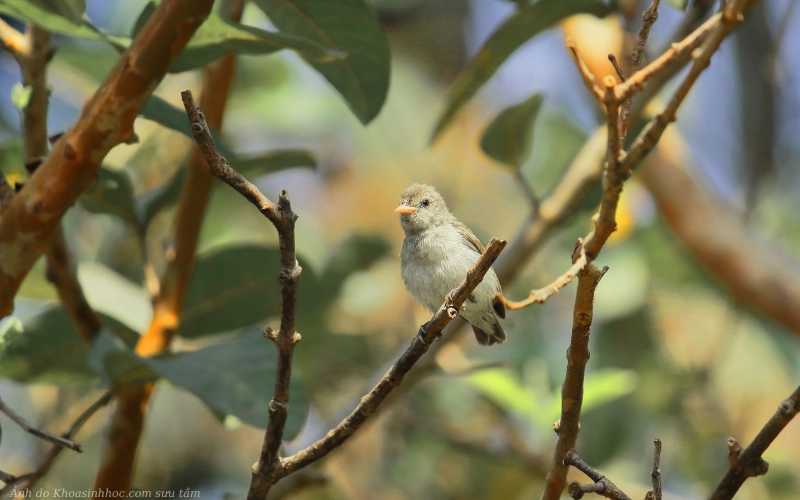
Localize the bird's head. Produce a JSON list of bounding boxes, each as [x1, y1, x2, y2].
[[395, 183, 453, 235]]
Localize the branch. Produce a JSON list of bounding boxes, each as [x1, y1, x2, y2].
[[563, 449, 633, 500], [93, 0, 244, 491], [0, 397, 82, 452], [0, 392, 112, 495], [565, 38, 605, 103], [649, 439, 662, 500], [709, 385, 800, 499], [0, 0, 215, 319], [619, 0, 660, 141], [540, 263, 607, 500]]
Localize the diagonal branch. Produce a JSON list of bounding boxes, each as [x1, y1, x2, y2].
[[0, 397, 82, 452], [0, 0, 215, 319], [619, 0, 660, 142], [563, 449, 633, 500], [710, 385, 800, 499]]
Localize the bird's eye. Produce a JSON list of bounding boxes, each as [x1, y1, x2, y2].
[[420, 199, 430, 208]]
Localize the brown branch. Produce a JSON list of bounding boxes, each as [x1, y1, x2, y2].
[[619, 0, 660, 141], [642, 132, 800, 336], [93, 0, 243, 492], [607, 54, 626, 83], [0, 392, 112, 496], [649, 439, 662, 500], [271, 239, 507, 493], [499, 240, 587, 310], [563, 449, 633, 500], [180, 89, 301, 500], [565, 38, 605, 103], [0, 0, 215, 319], [0, 397, 82, 452], [709, 385, 800, 499], [540, 263, 607, 500]]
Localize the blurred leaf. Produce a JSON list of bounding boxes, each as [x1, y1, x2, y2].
[[132, 3, 345, 74], [77, 262, 152, 334], [10, 83, 32, 112], [480, 93, 543, 171], [0, 317, 23, 354], [180, 245, 298, 338], [252, 0, 391, 124], [665, 0, 689, 11], [0, 308, 139, 384], [235, 150, 316, 177], [139, 95, 234, 157], [430, 0, 610, 142], [79, 166, 137, 226], [87, 329, 157, 387], [135, 167, 186, 230], [147, 327, 309, 437], [467, 369, 535, 416], [0, 0, 125, 43]]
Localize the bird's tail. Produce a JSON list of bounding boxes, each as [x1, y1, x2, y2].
[[472, 320, 507, 346]]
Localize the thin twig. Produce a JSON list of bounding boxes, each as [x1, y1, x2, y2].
[[181, 89, 303, 500], [607, 54, 626, 82], [0, 397, 82, 452], [499, 240, 587, 309], [619, 0, 660, 142], [563, 449, 633, 500], [650, 439, 662, 500], [565, 38, 605, 103], [0, 392, 112, 495], [516, 170, 541, 214], [709, 384, 800, 499], [273, 238, 507, 489], [539, 263, 608, 500]]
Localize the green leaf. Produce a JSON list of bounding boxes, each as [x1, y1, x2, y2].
[[87, 329, 158, 387], [10, 83, 32, 112], [544, 369, 639, 422], [0, 317, 23, 355], [665, 0, 689, 11], [430, 0, 610, 142], [234, 150, 316, 177], [0, 308, 140, 384], [467, 369, 536, 417], [252, 0, 391, 124], [134, 167, 186, 230], [139, 95, 234, 157], [179, 245, 293, 338], [147, 328, 309, 437], [132, 3, 344, 74], [480, 93, 543, 171], [0, 0, 122, 42], [79, 166, 137, 226]]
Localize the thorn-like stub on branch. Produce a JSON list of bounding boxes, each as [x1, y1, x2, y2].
[[264, 327, 277, 342], [291, 332, 301, 344], [727, 437, 743, 466], [191, 122, 203, 135], [603, 75, 617, 88], [645, 492, 656, 500], [279, 269, 293, 283], [268, 399, 286, 415], [778, 398, 797, 417], [553, 419, 561, 434], [567, 481, 584, 499]]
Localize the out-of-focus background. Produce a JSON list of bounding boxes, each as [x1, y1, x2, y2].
[[1, 0, 799, 498]]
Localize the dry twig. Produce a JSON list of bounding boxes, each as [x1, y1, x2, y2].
[[563, 449, 632, 500], [709, 385, 800, 499], [0, 397, 82, 452]]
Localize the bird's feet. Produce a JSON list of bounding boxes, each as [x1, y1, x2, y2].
[[416, 324, 442, 345], [444, 289, 466, 318]]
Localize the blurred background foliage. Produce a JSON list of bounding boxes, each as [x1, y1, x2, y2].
[[0, 0, 799, 498]]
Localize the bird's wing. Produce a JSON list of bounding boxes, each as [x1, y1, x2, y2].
[[451, 221, 485, 254]]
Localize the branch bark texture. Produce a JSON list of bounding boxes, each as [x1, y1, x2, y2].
[[0, 0, 214, 318]]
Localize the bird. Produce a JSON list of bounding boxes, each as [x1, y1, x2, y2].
[[395, 183, 507, 346]]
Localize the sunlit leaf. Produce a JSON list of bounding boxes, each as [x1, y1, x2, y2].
[[467, 368, 536, 416], [252, 0, 391, 124], [0, 0, 126, 44], [77, 262, 152, 334], [665, 0, 689, 11], [545, 369, 639, 422], [480, 93, 543, 171], [430, 0, 610, 142], [10, 83, 32, 112], [79, 166, 137, 226], [147, 328, 309, 437], [0, 317, 23, 354]]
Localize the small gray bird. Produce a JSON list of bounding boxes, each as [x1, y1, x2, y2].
[[395, 183, 507, 346]]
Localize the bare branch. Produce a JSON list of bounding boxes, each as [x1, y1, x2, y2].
[[710, 385, 800, 499], [650, 439, 663, 500], [0, 397, 82, 452], [0, 392, 112, 495], [540, 263, 607, 500], [619, 0, 660, 141], [566, 38, 605, 103], [563, 449, 633, 500]]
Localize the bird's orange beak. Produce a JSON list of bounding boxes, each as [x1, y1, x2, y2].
[[394, 204, 417, 215]]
